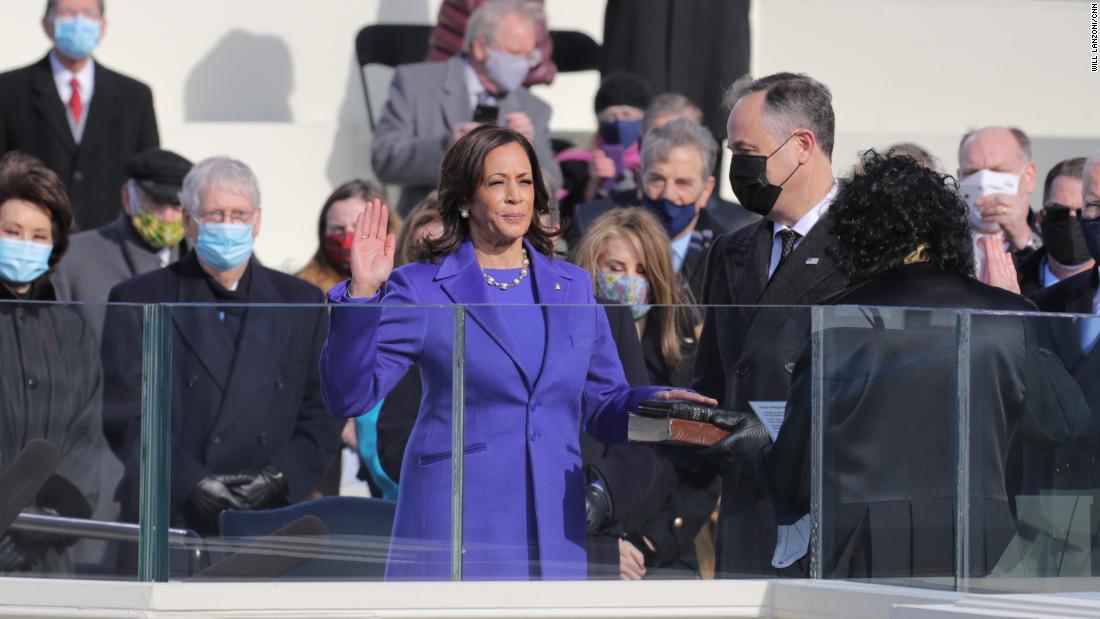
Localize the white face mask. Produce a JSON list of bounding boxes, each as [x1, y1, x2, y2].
[[959, 169, 1021, 233]]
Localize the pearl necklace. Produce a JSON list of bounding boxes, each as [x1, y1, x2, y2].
[[481, 249, 530, 291]]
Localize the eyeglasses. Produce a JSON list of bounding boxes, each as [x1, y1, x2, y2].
[[196, 209, 257, 225], [54, 8, 103, 19]]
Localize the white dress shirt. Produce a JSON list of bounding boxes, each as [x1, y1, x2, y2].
[[462, 57, 498, 111], [670, 232, 691, 273], [49, 50, 95, 141], [768, 180, 838, 279]]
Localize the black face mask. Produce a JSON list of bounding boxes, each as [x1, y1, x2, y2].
[[727, 134, 801, 217], [1041, 204, 1093, 266]]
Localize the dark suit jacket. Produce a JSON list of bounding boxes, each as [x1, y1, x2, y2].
[[1028, 268, 1100, 492], [0, 55, 159, 231], [690, 215, 849, 578], [760, 263, 1087, 579], [101, 253, 341, 527]]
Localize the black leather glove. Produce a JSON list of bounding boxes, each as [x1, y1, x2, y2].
[[584, 480, 613, 534], [644, 399, 745, 431], [185, 475, 247, 534], [227, 466, 289, 510], [0, 532, 46, 573], [699, 415, 772, 471], [9, 505, 65, 550]]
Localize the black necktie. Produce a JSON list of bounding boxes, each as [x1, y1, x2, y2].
[[776, 229, 802, 271]]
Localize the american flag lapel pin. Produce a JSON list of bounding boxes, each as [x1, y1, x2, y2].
[[805, 257, 820, 265]]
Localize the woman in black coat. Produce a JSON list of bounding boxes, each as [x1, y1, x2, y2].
[[0, 152, 101, 574]]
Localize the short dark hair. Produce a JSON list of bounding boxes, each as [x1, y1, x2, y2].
[[312, 179, 390, 272], [826, 150, 973, 283], [418, 125, 554, 263], [725, 72, 836, 159], [44, 0, 105, 19], [1042, 157, 1087, 204], [0, 151, 73, 270]]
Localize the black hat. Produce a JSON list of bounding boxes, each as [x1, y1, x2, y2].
[[594, 72, 653, 114], [125, 148, 193, 204]]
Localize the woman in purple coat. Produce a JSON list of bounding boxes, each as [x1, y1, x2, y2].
[[320, 126, 712, 580]]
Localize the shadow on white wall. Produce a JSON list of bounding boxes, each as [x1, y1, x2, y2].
[[184, 30, 294, 122]]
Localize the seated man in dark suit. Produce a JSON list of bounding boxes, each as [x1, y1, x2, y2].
[[101, 156, 342, 535], [0, 0, 160, 231], [52, 148, 191, 339], [371, 0, 561, 215], [572, 119, 728, 302]]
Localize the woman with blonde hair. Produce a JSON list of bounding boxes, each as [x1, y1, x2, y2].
[[572, 207, 716, 580], [572, 207, 697, 386]]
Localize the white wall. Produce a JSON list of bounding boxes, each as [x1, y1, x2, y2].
[[1, 0, 1097, 270]]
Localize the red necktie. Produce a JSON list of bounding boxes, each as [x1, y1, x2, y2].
[[68, 77, 83, 124]]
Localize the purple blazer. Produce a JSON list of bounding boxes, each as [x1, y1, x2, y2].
[[320, 240, 663, 580]]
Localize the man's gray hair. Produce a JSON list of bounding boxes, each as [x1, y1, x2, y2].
[[179, 156, 261, 215], [724, 72, 835, 160], [44, 0, 105, 19], [641, 118, 719, 181], [463, 0, 544, 53], [958, 126, 1033, 165], [643, 93, 704, 133]]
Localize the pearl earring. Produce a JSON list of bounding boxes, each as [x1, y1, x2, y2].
[[460, 209, 470, 219]]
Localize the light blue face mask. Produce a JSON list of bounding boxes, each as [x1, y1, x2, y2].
[[53, 15, 102, 60], [485, 49, 529, 93], [0, 238, 53, 285], [195, 223, 254, 272]]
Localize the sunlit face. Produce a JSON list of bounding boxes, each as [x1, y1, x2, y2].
[[0, 199, 53, 246], [597, 233, 646, 279], [467, 142, 535, 247], [471, 12, 537, 63], [958, 128, 1035, 198], [183, 186, 262, 244], [326, 196, 367, 236], [727, 91, 802, 186], [597, 105, 645, 123], [642, 145, 712, 208], [43, 0, 106, 51]]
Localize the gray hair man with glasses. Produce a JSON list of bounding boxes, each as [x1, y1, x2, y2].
[[101, 156, 342, 541], [371, 0, 561, 215]]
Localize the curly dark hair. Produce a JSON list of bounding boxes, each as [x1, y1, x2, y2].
[[826, 150, 974, 284], [417, 125, 554, 263]]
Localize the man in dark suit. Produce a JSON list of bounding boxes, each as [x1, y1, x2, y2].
[[1017, 157, 1094, 295], [689, 72, 848, 578], [0, 0, 160, 231], [572, 119, 732, 303], [101, 156, 342, 535], [1027, 152, 1100, 571]]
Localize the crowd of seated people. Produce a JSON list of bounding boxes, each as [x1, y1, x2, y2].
[[0, 0, 1099, 585]]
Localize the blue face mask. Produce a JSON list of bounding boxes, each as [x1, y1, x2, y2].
[[0, 238, 53, 285], [641, 194, 699, 239], [1081, 217, 1100, 264], [53, 15, 102, 60], [598, 119, 643, 147], [195, 223, 254, 272]]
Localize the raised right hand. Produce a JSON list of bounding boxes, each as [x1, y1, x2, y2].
[[348, 198, 396, 298]]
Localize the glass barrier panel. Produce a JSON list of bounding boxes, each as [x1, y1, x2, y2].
[[813, 305, 963, 590], [0, 300, 145, 580], [965, 311, 1100, 594], [160, 302, 456, 582]]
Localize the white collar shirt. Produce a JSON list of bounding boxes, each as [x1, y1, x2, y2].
[[768, 180, 838, 279], [50, 50, 95, 110]]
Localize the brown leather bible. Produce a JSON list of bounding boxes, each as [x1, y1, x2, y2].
[[627, 413, 730, 447]]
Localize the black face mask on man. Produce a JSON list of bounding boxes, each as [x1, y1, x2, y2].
[[1041, 204, 1093, 266], [727, 134, 802, 218]]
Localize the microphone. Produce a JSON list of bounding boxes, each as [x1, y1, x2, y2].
[[0, 440, 61, 537], [187, 515, 331, 581]]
